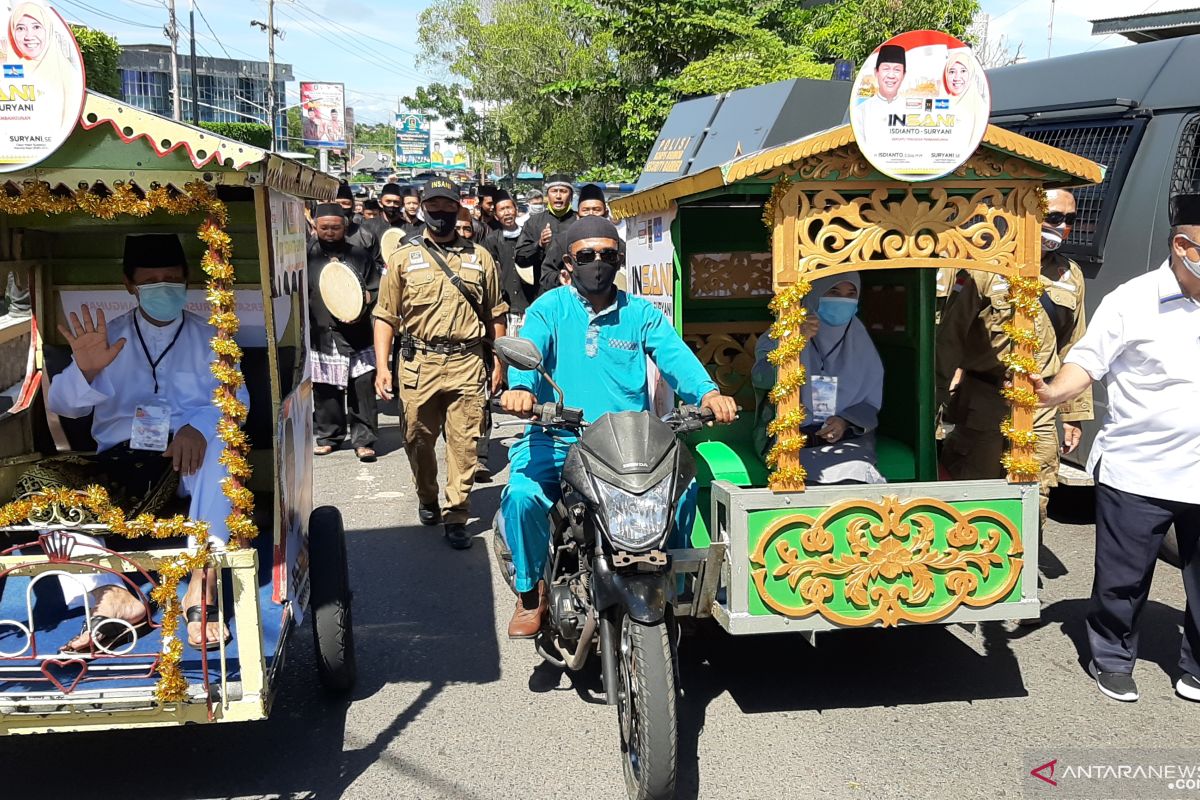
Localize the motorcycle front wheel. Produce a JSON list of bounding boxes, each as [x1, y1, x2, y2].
[[616, 613, 678, 800]]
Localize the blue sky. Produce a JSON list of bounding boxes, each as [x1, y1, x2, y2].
[[52, 0, 1192, 125]]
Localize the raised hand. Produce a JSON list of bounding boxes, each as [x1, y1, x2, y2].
[[57, 305, 126, 383]]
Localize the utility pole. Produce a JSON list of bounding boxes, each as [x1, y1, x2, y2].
[[188, 0, 199, 125], [251, 1, 282, 151], [1048, 0, 1056, 58], [165, 0, 181, 120]]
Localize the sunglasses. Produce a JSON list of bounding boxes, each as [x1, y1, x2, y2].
[[570, 248, 621, 265], [1045, 211, 1077, 227]]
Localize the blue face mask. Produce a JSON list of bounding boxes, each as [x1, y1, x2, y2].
[[817, 296, 859, 327], [137, 281, 188, 323]]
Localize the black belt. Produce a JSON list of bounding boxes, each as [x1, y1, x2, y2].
[[411, 337, 480, 355]]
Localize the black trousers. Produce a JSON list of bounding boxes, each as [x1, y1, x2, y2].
[[1089, 478, 1200, 675], [314, 373, 378, 448]]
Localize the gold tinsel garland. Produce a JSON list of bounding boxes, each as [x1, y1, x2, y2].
[[762, 176, 793, 229], [998, 272, 1044, 480], [766, 280, 811, 489], [0, 179, 257, 702]]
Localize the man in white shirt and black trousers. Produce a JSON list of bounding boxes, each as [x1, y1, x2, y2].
[[1033, 193, 1200, 703]]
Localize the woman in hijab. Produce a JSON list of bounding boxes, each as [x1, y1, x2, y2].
[[752, 271, 886, 484], [8, 2, 81, 131]]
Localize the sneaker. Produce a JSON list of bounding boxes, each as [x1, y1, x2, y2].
[[1089, 660, 1139, 702], [1176, 673, 1200, 702], [444, 522, 472, 550]]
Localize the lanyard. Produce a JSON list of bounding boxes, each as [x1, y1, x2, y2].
[[813, 325, 852, 373], [133, 313, 185, 394]]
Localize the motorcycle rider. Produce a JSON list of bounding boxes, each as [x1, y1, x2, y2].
[[498, 216, 738, 638]]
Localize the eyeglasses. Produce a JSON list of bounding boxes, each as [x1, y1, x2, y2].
[[570, 248, 621, 265], [1045, 211, 1077, 227]]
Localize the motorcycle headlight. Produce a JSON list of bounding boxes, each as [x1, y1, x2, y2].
[[594, 474, 673, 552]]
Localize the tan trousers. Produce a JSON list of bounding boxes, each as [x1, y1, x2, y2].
[[398, 349, 485, 524], [942, 391, 1060, 530]]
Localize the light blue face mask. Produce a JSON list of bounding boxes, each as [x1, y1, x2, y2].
[[817, 296, 859, 327], [137, 281, 188, 322]]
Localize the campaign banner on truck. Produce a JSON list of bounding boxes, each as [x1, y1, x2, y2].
[[0, 2, 86, 172], [626, 206, 678, 416], [300, 82, 346, 148], [849, 30, 990, 182], [394, 111, 431, 166]]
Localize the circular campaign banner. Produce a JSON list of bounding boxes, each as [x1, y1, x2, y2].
[[849, 30, 990, 182], [0, 1, 86, 173]]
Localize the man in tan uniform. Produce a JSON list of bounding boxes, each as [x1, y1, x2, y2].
[[373, 178, 507, 549], [937, 189, 1093, 526]]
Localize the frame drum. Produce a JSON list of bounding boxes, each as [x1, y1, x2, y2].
[[318, 260, 366, 323]]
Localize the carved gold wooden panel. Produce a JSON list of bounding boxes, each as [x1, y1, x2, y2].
[[688, 252, 773, 300], [683, 322, 768, 410]]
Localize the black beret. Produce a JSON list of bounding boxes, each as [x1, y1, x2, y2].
[[1170, 193, 1200, 226], [877, 44, 906, 68], [380, 182, 403, 198], [315, 203, 346, 219], [566, 216, 620, 247], [123, 233, 187, 275], [336, 183, 354, 200], [578, 183, 606, 204]]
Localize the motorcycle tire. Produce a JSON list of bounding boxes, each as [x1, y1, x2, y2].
[[309, 505, 358, 695], [616, 614, 678, 800]]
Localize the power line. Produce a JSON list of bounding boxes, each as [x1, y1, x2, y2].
[[193, 0, 232, 60], [57, 0, 161, 29], [1084, 0, 1161, 52], [290, 0, 426, 60], [274, 5, 432, 85], [282, 1, 437, 81]]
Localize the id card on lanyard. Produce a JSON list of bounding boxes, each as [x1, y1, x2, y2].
[[810, 375, 838, 425], [130, 314, 184, 452]]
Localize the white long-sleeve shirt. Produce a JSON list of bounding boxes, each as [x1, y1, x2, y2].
[[1065, 261, 1200, 503], [48, 309, 247, 450]]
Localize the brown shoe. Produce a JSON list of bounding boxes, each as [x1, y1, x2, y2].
[[507, 582, 547, 639]]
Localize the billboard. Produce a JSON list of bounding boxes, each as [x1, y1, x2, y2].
[[394, 111, 431, 166], [0, 2, 87, 172], [300, 82, 346, 148]]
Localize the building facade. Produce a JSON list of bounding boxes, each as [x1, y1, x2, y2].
[[119, 45, 292, 140]]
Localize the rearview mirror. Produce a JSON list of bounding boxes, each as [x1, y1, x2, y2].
[[493, 336, 543, 371]]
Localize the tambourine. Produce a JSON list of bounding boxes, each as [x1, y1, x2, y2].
[[380, 227, 408, 263], [318, 260, 366, 323]]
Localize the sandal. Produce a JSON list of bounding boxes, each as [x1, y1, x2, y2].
[[185, 605, 232, 651], [313, 444, 335, 456], [60, 614, 150, 658], [355, 446, 377, 463]]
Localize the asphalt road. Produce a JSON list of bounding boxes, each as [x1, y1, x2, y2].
[[6, 413, 1198, 800]]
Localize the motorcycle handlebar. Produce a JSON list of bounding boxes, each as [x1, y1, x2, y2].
[[490, 396, 585, 428]]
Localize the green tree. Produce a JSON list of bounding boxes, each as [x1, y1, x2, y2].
[[780, 0, 980, 64], [198, 122, 272, 149], [70, 26, 121, 98]]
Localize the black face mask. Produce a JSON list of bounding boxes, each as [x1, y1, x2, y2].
[[424, 209, 458, 237], [572, 261, 619, 295], [383, 205, 404, 224]]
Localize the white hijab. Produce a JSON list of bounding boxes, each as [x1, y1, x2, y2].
[[799, 272, 884, 418]]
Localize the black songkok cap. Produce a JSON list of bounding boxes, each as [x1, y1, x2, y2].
[[123, 233, 187, 278], [544, 174, 574, 191], [578, 183, 606, 204], [363, 199, 381, 211], [380, 182, 403, 198], [566, 216, 620, 247], [478, 185, 499, 199], [1169, 194, 1200, 226], [336, 183, 354, 200], [400, 184, 420, 200], [493, 189, 512, 203], [876, 44, 906, 68], [422, 177, 461, 204], [315, 203, 346, 219]]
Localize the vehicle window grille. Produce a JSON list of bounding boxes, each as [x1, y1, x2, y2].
[[1170, 114, 1200, 198], [1002, 118, 1146, 262]]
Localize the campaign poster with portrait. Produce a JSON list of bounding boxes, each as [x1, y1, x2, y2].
[[394, 111, 431, 166], [267, 188, 308, 376], [0, 1, 86, 172], [299, 82, 346, 148], [274, 383, 313, 621], [626, 206, 678, 416], [849, 30, 990, 182]]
